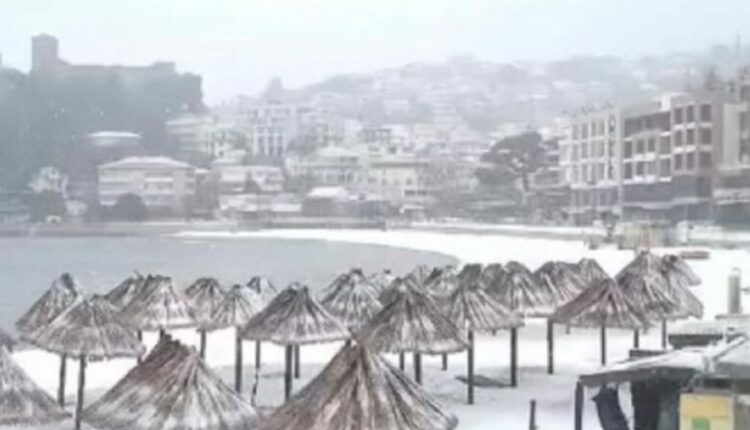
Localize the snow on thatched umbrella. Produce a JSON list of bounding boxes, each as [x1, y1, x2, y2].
[[16, 273, 81, 407], [240, 283, 349, 400], [480, 263, 506, 286], [408, 264, 432, 285], [259, 342, 458, 430], [359, 277, 467, 385], [0, 328, 15, 352], [206, 284, 260, 393], [245, 276, 279, 310], [534, 261, 587, 302], [320, 268, 382, 332], [27, 295, 145, 430], [660, 254, 704, 319], [424, 265, 461, 302], [448, 275, 522, 404], [118, 275, 197, 339], [83, 336, 259, 430], [576, 258, 611, 286], [104, 273, 148, 310], [551, 279, 650, 366], [368, 269, 395, 293], [0, 346, 69, 426], [184, 277, 227, 359]]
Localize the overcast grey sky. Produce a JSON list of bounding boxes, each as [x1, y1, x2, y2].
[[1, 0, 749, 102]]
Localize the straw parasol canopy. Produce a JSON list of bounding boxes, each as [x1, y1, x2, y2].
[[16, 273, 81, 335], [118, 275, 197, 331], [0, 346, 70, 426], [448, 282, 523, 332], [259, 342, 458, 430], [551, 279, 651, 329], [368, 269, 395, 293], [104, 273, 147, 310], [576, 258, 611, 285], [184, 277, 227, 324], [208, 285, 259, 330], [480, 263, 506, 286], [25, 295, 145, 359], [320, 269, 383, 331], [0, 328, 15, 351], [240, 283, 349, 345], [83, 336, 259, 430], [422, 265, 460, 303], [245, 276, 279, 310], [485, 262, 563, 317], [359, 277, 467, 354], [407, 264, 432, 285], [660, 254, 704, 319], [534, 261, 586, 303]]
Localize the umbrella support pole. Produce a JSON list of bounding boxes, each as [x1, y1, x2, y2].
[[199, 330, 207, 360], [234, 332, 243, 393], [284, 345, 293, 400], [633, 329, 640, 349], [398, 351, 405, 371], [510, 327, 518, 388], [137, 330, 143, 364], [661, 320, 668, 349], [74, 356, 86, 430], [58, 354, 66, 407], [547, 320, 554, 375], [442, 353, 448, 370], [294, 345, 300, 379], [255, 341, 261, 369], [413, 353, 422, 384], [468, 330, 474, 404], [600, 326, 607, 366], [574, 382, 584, 430], [159, 328, 166, 339]]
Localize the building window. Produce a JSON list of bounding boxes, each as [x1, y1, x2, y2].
[[636, 139, 645, 154], [674, 130, 683, 147], [686, 152, 695, 169], [700, 104, 712, 122], [572, 125, 578, 139], [624, 140, 633, 158], [581, 123, 588, 139], [686, 129, 695, 145], [660, 159, 671, 177], [635, 162, 645, 176], [699, 152, 712, 168], [647, 138, 656, 153], [700, 128, 712, 145], [581, 142, 588, 159], [624, 163, 633, 179], [646, 160, 656, 176], [686, 105, 695, 123], [674, 108, 683, 124], [660, 136, 671, 154], [675, 154, 683, 170]]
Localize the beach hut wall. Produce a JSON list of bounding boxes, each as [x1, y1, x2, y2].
[[83, 336, 259, 430], [258, 342, 457, 430], [0, 346, 69, 426]]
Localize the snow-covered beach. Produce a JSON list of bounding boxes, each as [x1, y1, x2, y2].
[[10, 228, 750, 430]]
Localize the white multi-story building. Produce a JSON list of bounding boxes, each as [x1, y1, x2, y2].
[[166, 114, 244, 161], [97, 157, 196, 214], [211, 160, 284, 195], [235, 101, 310, 159]]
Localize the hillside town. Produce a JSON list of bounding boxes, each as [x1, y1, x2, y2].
[[1, 34, 750, 228]]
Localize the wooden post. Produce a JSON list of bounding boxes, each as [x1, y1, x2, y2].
[[199, 330, 207, 360], [399, 351, 405, 371], [633, 329, 640, 349], [467, 330, 475, 404], [574, 382, 584, 430], [413, 352, 422, 384], [547, 320, 554, 374], [345, 339, 352, 348], [661, 319, 668, 349], [510, 327, 518, 388], [159, 328, 166, 339], [528, 399, 537, 430], [137, 330, 143, 364], [284, 345, 293, 400], [294, 345, 301, 379], [255, 340, 261, 369], [600, 325, 607, 366], [58, 354, 66, 407], [234, 332, 243, 393], [441, 353, 448, 370], [74, 355, 87, 430]]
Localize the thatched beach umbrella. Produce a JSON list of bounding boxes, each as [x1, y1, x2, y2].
[[359, 277, 467, 385], [259, 342, 458, 430], [425, 265, 460, 300], [408, 264, 432, 285], [240, 283, 349, 400], [534, 261, 587, 301], [320, 268, 382, 332], [206, 284, 260, 393], [245, 276, 279, 310], [368, 269, 395, 293], [118, 275, 197, 339], [448, 274, 523, 404], [16, 273, 81, 407], [83, 336, 259, 430], [576, 258, 611, 285], [660, 254, 703, 318], [104, 273, 147, 310], [551, 278, 650, 365], [184, 277, 227, 358], [27, 295, 145, 430], [0, 328, 15, 352], [0, 346, 69, 426]]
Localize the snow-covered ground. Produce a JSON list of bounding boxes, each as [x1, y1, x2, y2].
[[12, 229, 750, 430]]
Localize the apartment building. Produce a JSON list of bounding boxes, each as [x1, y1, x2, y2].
[[98, 157, 196, 215]]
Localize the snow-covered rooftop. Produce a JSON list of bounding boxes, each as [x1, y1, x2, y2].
[[99, 156, 194, 170]]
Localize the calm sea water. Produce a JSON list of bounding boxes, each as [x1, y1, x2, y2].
[[0, 236, 456, 332]]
